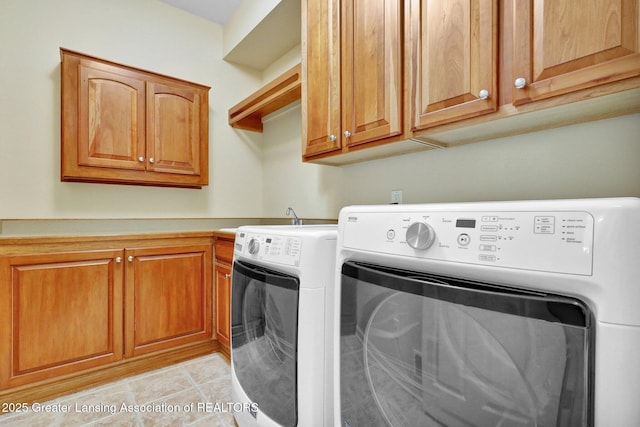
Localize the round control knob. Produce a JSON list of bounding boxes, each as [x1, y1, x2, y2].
[[248, 238, 260, 255], [406, 222, 436, 250]]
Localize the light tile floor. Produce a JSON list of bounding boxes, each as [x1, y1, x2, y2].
[[0, 353, 237, 427]]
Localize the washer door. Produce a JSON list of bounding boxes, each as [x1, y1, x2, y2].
[[231, 260, 300, 427], [339, 261, 592, 427]]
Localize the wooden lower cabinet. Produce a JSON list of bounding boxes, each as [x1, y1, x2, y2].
[[214, 235, 235, 358], [0, 233, 216, 403], [125, 244, 212, 357], [214, 262, 231, 350], [0, 250, 124, 390]]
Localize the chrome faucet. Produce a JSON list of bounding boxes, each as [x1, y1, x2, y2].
[[286, 207, 302, 225]]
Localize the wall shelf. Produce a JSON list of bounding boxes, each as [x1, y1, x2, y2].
[[228, 63, 301, 132]]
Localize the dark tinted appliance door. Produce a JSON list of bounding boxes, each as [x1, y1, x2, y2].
[[340, 261, 592, 427], [231, 260, 300, 427]]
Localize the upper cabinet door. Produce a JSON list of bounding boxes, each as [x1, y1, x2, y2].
[[302, 0, 342, 157], [409, 0, 498, 131], [146, 82, 202, 177], [512, 0, 640, 105], [78, 64, 146, 171], [342, 0, 403, 147]]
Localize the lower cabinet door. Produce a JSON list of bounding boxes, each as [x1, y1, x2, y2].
[[124, 244, 213, 357], [0, 250, 124, 389], [214, 261, 231, 348]]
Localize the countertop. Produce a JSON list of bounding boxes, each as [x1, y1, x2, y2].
[[0, 218, 335, 238]]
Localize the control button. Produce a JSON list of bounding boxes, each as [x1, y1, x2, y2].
[[481, 225, 498, 232], [482, 216, 499, 222], [479, 244, 496, 251], [457, 233, 470, 246], [534, 216, 555, 234], [479, 254, 496, 262], [386, 229, 396, 240], [480, 235, 498, 242], [406, 222, 436, 250]]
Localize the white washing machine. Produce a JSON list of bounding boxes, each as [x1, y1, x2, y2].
[[333, 198, 640, 427], [231, 225, 337, 427]]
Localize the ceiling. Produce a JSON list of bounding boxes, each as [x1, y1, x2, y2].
[[158, 0, 243, 25]]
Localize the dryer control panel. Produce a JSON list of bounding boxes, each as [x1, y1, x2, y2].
[[342, 210, 594, 275], [235, 231, 303, 267]]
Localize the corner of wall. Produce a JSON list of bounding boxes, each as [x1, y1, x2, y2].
[[262, 44, 301, 83]]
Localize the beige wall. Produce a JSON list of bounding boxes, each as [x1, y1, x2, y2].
[[0, 0, 264, 219], [340, 114, 640, 206], [259, 112, 640, 220], [2, 0, 639, 224], [261, 103, 343, 219]]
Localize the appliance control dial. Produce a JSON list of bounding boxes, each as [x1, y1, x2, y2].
[[247, 238, 260, 255], [406, 222, 436, 250]]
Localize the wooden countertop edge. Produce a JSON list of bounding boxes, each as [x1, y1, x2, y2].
[[0, 230, 236, 246], [211, 231, 236, 240]]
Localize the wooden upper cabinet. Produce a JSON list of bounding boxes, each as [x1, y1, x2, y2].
[[61, 48, 209, 188], [302, 0, 341, 157], [342, 0, 403, 147], [78, 66, 146, 171], [408, 0, 498, 131], [512, 0, 640, 105], [146, 82, 202, 176], [302, 0, 403, 159]]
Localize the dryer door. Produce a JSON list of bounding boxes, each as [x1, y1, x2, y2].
[[339, 261, 592, 427], [231, 260, 300, 427]]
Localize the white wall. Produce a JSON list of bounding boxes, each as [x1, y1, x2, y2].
[[0, 0, 264, 219], [341, 114, 640, 206]]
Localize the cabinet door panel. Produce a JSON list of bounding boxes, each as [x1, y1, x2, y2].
[[125, 245, 212, 358], [0, 250, 123, 389], [513, 0, 640, 105], [214, 262, 231, 347], [61, 49, 209, 188], [343, 0, 403, 146], [146, 82, 201, 176], [302, 0, 342, 157], [78, 65, 146, 170], [410, 0, 498, 130]]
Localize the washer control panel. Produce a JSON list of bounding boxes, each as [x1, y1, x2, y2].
[[342, 210, 594, 275], [235, 231, 303, 267]]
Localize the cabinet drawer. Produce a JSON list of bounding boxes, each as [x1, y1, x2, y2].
[[215, 239, 234, 264]]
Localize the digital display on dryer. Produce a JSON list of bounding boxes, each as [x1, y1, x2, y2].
[[456, 219, 476, 228]]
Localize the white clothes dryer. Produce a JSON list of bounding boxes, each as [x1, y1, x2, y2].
[[333, 198, 640, 427], [231, 225, 337, 427]]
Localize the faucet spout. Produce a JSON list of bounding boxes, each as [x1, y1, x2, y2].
[[286, 207, 302, 225]]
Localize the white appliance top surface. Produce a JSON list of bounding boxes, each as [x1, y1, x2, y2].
[[233, 224, 337, 275], [237, 224, 338, 235], [338, 197, 639, 276]]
